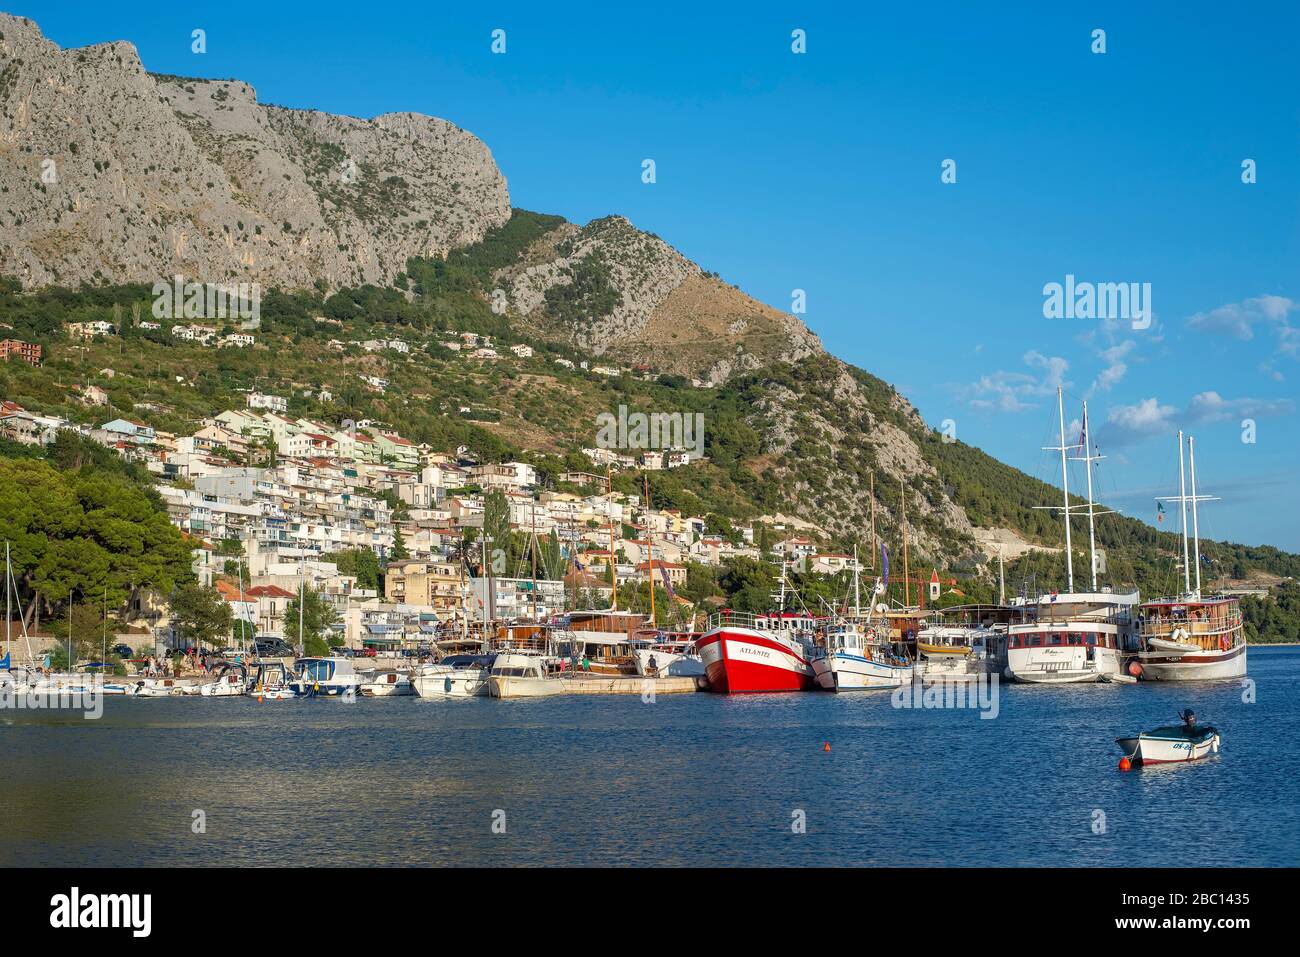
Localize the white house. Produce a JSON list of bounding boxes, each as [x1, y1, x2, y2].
[[247, 392, 288, 413]]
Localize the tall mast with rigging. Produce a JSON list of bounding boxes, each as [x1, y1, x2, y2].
[[1177, 431, 1191, 595], [1068, 400, 1116, 591], [643, 474, 656, 627], [901, 479, 910, 608], [607, 465, 618, 610], [869, 471, 876, 571]]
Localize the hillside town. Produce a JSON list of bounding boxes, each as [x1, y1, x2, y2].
[[0, 389, 846, 652]]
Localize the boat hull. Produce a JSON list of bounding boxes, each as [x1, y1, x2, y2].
[[1116, 729, 1220, 764], [413, 669, 489, 698], [1135, 644, 1246, 681], [632, 648, 705, 678], [289, 680, 360, 697], [697, 627, 814, 694], [812, 653, 912, 691], [1006, 646, 1121, 684], [488, 675, 566, 698]]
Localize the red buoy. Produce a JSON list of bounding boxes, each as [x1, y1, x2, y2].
[[1118, 757, 1132, 771], [1128, 661, 1143, 678], [822, 742, 831, 752]]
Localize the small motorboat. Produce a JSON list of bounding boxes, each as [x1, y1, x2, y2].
[[200, 664, 248, 697], [1116, 710, 1220, 765], [359, 670, 414, 696], [1146, 632, 1201, 655], [413, 655, 494, 698]]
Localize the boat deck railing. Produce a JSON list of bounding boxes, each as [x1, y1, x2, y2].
[[705, 610, 817, 633], [1137, 614, 1243, 635]]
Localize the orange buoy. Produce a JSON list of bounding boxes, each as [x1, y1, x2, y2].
[[1118, 757, 1132, 771], [1128, 661, 1143, 678], [822, 742, 831, 752]]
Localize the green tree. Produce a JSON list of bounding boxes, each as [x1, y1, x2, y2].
[[483, 489, 511, 560], [541, 528, 563, 580], [169, 582, 234, 650], [284, 586, 339, 655], [323, 547, 382, 589], [0, 458, 192, 625], [389, 526, 410, 561]]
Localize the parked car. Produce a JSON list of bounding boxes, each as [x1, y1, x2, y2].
[[254, 638, 296, 658], [354, 647, 377, 658], [111, 643, 136, 659]]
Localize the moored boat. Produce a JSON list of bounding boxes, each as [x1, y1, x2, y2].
[[697, 610, 818, 694], [1134, 597, 1246, 680], [200, 664, 248, 697], [812, 619, 912, 691], [414, 654, 494, 698], [1131, 434, 1247, 681], [359, 670, 415, 696], [290, 656, 362, 697], [631, 632, 704, 677], [487, 652, 565, 698], [1116, 712, 1220, 764], [1005, 591, 1137, 684]]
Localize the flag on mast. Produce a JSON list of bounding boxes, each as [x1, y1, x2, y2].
[[1156, 501, 1166, 524]]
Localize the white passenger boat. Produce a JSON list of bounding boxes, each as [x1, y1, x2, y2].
[[487, 652, 565, 698], [1005, 591, 1137, 684], [413, 654, 494, 698], [359, 670, 415, 696], [290, 657, 363, 697], [1131, 434, 1247, 681], [1004, 390, 1138, 684]]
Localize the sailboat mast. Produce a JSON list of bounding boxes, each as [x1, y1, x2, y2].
[[998, 544, 1005, 605], [460, 538, 469, 641], [643, 474, 656, 627], [1189, 435, 1202, 597], [5, 542, 10, 659], [530, 500, 538, 621], [869, 471, 876, 571], [1177, 431, 1191, 595], [607, 465, 618, 611], [1056, 386, 1075, 592], [901, 479, 910, 608], [1081, 400, 1098, 591], [237, 555, 248, 655], [297, 568, 304, 654], [852, 544, 861, 617]]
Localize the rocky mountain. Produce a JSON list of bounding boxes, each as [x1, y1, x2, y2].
[[0, 13, 509, 289]]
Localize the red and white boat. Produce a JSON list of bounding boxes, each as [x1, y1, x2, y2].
[[697, 610, 819, 693]]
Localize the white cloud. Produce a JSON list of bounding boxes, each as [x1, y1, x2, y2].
[[963, 351, 1069, 412], [1098, 391, 1296, 446], [1186, 294, 1298, 355]]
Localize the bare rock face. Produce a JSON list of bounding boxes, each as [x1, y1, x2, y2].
[[0, 14, 510, 289], [496, 214, 822, 383]]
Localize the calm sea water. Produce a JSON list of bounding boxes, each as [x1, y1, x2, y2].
[[3, 646, 1297, 867]]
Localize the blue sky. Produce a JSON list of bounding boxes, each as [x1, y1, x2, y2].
[[12, 1, 1300, 550]]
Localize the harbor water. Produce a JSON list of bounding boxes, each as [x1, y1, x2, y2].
[[2, 646, 1297, 867]]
